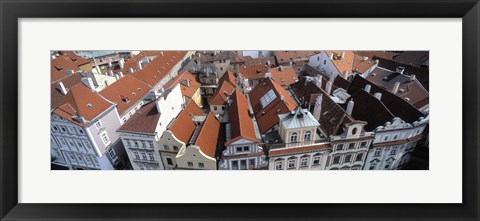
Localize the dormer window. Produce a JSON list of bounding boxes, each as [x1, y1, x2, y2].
[[352, 127, 358, 135]]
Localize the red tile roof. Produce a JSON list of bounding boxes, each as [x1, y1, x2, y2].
[[99, 75, 151, 115], [270, 66, 298, 86], [117, 101, 160, 134], [274, 51, 318, 64], [325, 51, 355, 77], [130, 51, 188, 86], [164, 71, 201, 99], [209, 81, 235, 105], [194, 112, 221, 158], [51, 52, 91, 83], [226, 90, 260, 145], [169, 101, 205, 144], [239, 63, 269, 80], [248, 78, 297, 133], [52, 84, 113, 126], [51, 73, 83, 110], [218, 70, 238, 88]]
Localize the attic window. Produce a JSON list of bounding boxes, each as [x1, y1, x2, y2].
[[137, 88, 142, 92], [86, 103, 93, 108], [260, 89, 277, 108], [132, 92, 137, 96], [405, 97, 410, 101]]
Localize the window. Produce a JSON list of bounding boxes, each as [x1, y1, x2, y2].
[[384, 136, 389, 141], [141, 141, 146, 148], [336, 144, 344, 151], [60, 126, 67, 133], [249, 159, 255, 166], [236, 146, 249, 152], [304, 131, 311, 141], [139, 165, 145, 170], [300, 158, 309, 167], [374, 149, 381, 157], [369, 162, 377, 170], [125, 139, 131, 147], [393, 135, 398, 140], [148, 153, 155, 161], [385, 161, 392, 169], [123, 118, 127, 123], [95, 120, 102, 129], [240, 160, 247, 169], [145, 165, 151, 170], [290, 132, 298, 143], [166, 158, 173, 165], [313, 156, 321, 165], [134, 140, 139, 147], [173, 146, 179, 151], [355, 153, 363, 162], [360, 141, 367, 148], [323, 60, 327, 65], [141, 153, 147, 160], [67, 126, 76, 134], [134, 152, 140, 159], [332, 156, 340, 165], [199, 162, 205, 168], [77, 128, 84, 134], [352, 128, 358, 135], [164, 145, 169, 151], [275, 161, 283, 170], [108, 148, 115, 158], [288, 159, 296, 169], [344, 154, 352, 163], [214, 106, 218, 111], [390, 147, 398, 155], [348, 143, 355, 149], [100, 132, 110, 145], [222, 106, 225, 110], [52, 125, 59, 132], [259, 89, 277, 108], [187, 162, 193, 167], [148, 141, 154, 148], [232, 161, 239, 170]]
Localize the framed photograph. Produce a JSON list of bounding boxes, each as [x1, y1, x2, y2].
[[1, 0, 478, 220]]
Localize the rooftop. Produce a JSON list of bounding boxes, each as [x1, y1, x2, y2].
[[117, 101, 160, 134], [194, 112, 221, 158], [169, 101, 205, 143], [225, 90, 260, 145], [99, 75, 151, 115]]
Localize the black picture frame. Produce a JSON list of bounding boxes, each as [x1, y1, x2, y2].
[[1, 0, 479, 220]]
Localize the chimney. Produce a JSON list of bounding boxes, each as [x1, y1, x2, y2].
[[93, 57, 101, 74], [346, 100, 354, 115], [137, 60, 143, 70], [375, 59, 380, 65], [409, 75, 416, 81], [278, 66, 283, 71], [365, 84, 371, 93], [81, 77, 95, 90], [128, 68, 134, 73], [160, 51, 164, 56], [315, 76, 323, 89], [266, 60, 271, 67], [280, 95, 284, 101], [340, 51, 345, 59], [374, 92, 382, 100], [313, 94, 323, 120], [118, 72, 124, 78], [115, 74, 120, 80], [119, 58, 125, 69], [392, 81, 400, 94], [57, 81, 68, 95], [329, 71, 337, 82], [396, 66, 405, 74], [109, 70, 114, 77], [326, 81, 333, 94], [108, 62, 112, 68], [66, 70, 75, 75], [329, 52, 334, 60]]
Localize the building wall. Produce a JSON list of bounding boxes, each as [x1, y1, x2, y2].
[[157, 130, 185, 170], [308, 51, 340, 79], [85, 107, 122, 155], [219, 139, 267, 170], [268, 149, 330, 170], [363, 117, 428, 170], [119, 132, 163, 170], [176, 145, 217, 170], [243, 51, 273, 59], [279, 124, 317, 147], [210, 104, 226, 115], [191, 88, 202, 107]]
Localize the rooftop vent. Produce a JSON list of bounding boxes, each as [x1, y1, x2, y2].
[[86, 103, 93, 108]]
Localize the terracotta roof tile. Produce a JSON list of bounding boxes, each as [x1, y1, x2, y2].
[[130, 51, 188, 86], [99, 75, 151, 115], [117, 101, 160, 134], [194, 112, 221, 158], [164, 71, 201, 99], [249, 78, 297, 133], [51, 52, 91, 83], [226, 90, 260, 145], [239, 63, 269, 80], [317, 89, 354, 136], [274, 51, 318, 64], [270, 66, 298, 86], [52, 84, 113, 126], [218, 70, 238, 88], [169, 102, 205, 143], [51, 73, 83, 110], [209, 81, 235, 105]]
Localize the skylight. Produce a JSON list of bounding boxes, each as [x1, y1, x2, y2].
[[260, 89, 277, 108]]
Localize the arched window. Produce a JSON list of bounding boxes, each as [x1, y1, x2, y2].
[[352, 127, 358, 135], [304, 131, 312, 141], [290, 132, 298, 143]]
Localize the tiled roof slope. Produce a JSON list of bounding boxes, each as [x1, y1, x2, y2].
[[226, 90, 260, 145]]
